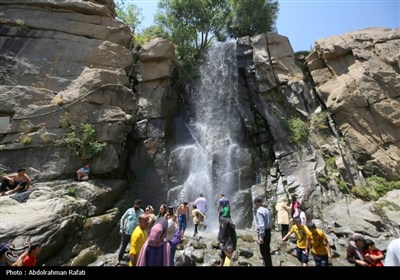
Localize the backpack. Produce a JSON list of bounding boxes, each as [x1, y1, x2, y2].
[[196, 211, 205, 222]]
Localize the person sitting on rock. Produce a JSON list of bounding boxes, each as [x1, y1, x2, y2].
[[346, 234, 368, 266], [0, 168, 31, 196], [364, 239, 384, 267], [76, 163, 90, 181], [22, 243, 42, 267]]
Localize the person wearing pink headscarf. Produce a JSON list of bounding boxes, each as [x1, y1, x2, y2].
[[136, 218, 180, 266]]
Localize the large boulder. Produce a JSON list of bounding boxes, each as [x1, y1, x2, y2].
[[0, 179, 126, 265], [307, 28, 400, 179], [0, 0, 135, 178]]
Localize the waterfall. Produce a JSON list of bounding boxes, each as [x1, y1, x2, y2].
[[168, 42, 247, 228]]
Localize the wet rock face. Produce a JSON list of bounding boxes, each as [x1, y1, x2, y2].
[[307, 28, 400, 179], [0, 0, 135, 179]]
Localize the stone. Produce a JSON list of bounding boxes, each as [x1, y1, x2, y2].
[[310, 28, 400, 179]]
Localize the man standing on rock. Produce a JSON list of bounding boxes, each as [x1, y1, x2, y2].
[[193, 193, 207, 230], [217, 194, 230, 219], [116, 199, 144, 266], [254, 197, 273, 266], [193, 193, 207, 215]]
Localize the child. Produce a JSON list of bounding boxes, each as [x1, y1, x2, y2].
[[364, 239, 384, 267], [191, 205, 205, 237], [223, 245, 235, 266], [76, 163, 90, 181]]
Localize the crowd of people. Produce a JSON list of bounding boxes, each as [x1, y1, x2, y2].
[[115, 193, 214, 266], [1, 166, 399, 266]]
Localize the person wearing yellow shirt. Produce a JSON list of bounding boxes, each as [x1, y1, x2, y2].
[[282, 216, 310, 266], [129, 214, 149, 266], [223, 245, 235, 266], [305, 222, 332, 266]]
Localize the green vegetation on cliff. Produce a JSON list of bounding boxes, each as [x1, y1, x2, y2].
[[59, 123, 106, 160], [352, 175, 400, 201]]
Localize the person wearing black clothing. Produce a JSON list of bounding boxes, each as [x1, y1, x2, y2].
[[217, 207, 237, 266]]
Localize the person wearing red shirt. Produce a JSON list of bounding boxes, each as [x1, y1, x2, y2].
[[364, 239, 384, 267], [22, 243, 42, 267]]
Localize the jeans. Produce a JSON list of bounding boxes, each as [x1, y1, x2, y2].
[[259, 229, 272, 266]]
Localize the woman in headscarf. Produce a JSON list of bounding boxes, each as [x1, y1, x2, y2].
[[275, 197, 292, 238], [136, 218, 180, 266], [346, 234, 368, 266]]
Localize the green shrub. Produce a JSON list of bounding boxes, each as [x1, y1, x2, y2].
[[60, 123, 106, 159], [310, 112, 329, 130], [153, 153, 163, 167], [283, 117, 309, 144], [78, 214, 86, 228], [352, 175, 400, 201], [337, 180, 349, 193], [325, 156, 337, 174], [15, 18, 29, 31], [59, 112, 70, 129], [65, 186, 76, 197], [19, 135, 32, 145]]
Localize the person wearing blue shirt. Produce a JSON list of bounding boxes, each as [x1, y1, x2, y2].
[[254, 197, 273, 266], [217, 194, 230, 219], [116, 199, 144, 266], [76, 163, 90, 181]]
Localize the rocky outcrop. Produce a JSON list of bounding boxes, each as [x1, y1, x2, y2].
[[237, 33, 329, 219], [128, 38, 177, 205], [307, 27, 400, 179], [0, 0, 135, 179], [0, 180, 126, 265]]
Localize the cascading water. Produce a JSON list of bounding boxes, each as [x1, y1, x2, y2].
[[168, 42, 249, 228]]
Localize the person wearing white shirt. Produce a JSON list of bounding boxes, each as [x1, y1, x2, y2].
[[193, 193, 207, 214], [385, 238, 400, 266]]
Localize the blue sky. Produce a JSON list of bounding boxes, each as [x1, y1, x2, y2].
[[129, 0, 399, 51]]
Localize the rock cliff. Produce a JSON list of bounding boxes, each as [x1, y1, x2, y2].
[[0, 0, 399, 266]]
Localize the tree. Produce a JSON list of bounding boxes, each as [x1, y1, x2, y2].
[[225, 0, 279, 38], [115, 0, 143, 33], [156, 0, 228, 57], [154, 0, 279, 82], [155, 0, 227, 82], [135, 25, 170, 45]]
